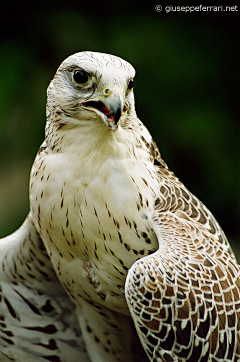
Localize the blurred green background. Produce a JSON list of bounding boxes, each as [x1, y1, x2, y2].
[[0, 1, 239, 257]]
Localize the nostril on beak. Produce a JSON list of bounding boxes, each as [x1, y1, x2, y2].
[[104, 88, 110, 96]]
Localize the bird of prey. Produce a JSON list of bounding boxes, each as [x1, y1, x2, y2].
[[1, 51, 240, 362]]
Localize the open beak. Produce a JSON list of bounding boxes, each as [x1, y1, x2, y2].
[[82, 91, 124, 131]]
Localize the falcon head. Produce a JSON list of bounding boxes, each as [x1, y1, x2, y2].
[[47, 51, 136, 132]]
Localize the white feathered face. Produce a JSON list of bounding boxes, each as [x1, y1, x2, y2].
[[47, 51, 136, 131]]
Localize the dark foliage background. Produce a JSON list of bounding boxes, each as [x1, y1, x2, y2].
[[0, 1, 239, 256]]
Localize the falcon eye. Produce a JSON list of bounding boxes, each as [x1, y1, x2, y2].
[[127, 79, 134, 90], [73, 69, 89, 85]]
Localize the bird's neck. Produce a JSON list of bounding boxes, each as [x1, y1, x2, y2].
[[44, 114, 136, 165]]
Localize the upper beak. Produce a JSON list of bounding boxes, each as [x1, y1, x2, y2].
[[82, 91, 124, 131]]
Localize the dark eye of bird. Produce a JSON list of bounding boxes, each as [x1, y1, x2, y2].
[[73, 70, 89, 85], [127, 79, 134, 90]]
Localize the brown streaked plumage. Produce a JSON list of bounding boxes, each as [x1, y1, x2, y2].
[[1, 51, 239, 361], [126, 162, 240, 361]]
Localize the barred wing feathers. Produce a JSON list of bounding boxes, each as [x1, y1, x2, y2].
[[126, 140, 240, 362]]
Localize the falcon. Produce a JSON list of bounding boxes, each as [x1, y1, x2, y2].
[[1, 51, 240, 362]]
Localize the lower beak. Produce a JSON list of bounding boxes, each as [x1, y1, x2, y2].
[[82, 92, 124, 131], [101, 92, 124, 129]]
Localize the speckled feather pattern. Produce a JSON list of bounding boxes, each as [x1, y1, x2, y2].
[[126, 165, 240, 361], [0, 215, 90, 361], [1, 51, 239, 361]]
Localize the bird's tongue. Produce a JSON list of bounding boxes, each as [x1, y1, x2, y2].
[[106, 114, 117, 129], [97, 103, 111, 117], [96, 103, 117, 129], [82, 99, 119, 131], [83, 100, 112, 120]]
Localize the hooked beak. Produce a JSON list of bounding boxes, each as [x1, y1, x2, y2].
[[82, 91, 124, 131]]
